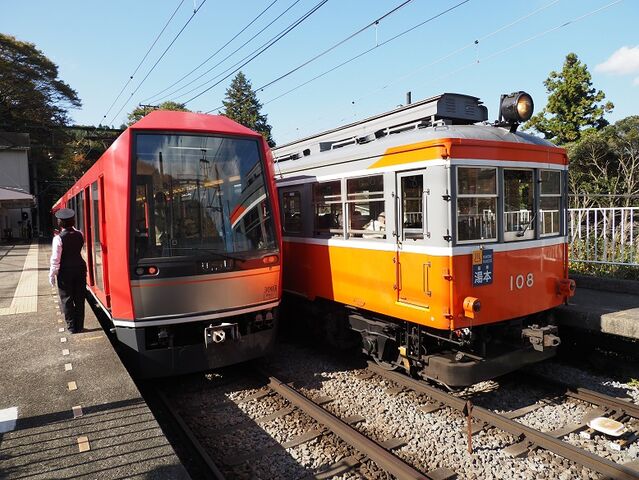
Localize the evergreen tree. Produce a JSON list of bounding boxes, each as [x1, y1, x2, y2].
[[127, 100, 189, 125], [222, 71, 274, 147], [0, 33, 82, 229], [525, 53, 613, 145]]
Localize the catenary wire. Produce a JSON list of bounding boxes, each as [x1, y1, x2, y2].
[[181, 0, 329, 106], [99, 0, 186, 125], [418, 0, 623, 94], [207, 0, 471, 113], [351, 0, 562, 106], [107, 0, 207, 126], [141, 0, 281, 105], [278, 0, 621, 142], [254, 0, 414, 93], [151, 0, 306, 105]]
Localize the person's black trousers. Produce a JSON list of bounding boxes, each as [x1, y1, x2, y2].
[[57, 267, 86, 332]]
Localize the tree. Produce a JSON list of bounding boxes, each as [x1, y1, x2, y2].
[[0, 34, 81, 134], [567, 116, 639, 208], [0, 34, 82, 229], [525, 53, 613, 145], [222, 71, 274, 147], [127, 100, 189, 125]]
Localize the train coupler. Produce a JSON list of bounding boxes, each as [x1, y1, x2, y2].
[[522, 325, 560, 352], [204, 323, 239, 348]]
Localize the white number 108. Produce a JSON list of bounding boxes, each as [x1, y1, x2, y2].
[[510, 273, 534, 290]]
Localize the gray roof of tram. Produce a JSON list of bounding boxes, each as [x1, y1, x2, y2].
[[274, 124, 557, 174]]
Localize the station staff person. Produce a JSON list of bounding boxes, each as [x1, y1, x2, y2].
[[49, 208, 87, 333]]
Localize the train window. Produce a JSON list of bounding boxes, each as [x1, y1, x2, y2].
[[504, 169, 534, 241], [132, 133, 277, 260], [282, 190, 302, 234], [346, 175, 385, 239], [540, 170, 561, 236], [76, 193, 84, 234], [313, 181, 343, 237], [400, 175, 423, 240], [456, 167, 497, 242], [91, 181, 104, 290]]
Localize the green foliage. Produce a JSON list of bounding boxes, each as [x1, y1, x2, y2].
[[525, 53, 613, 145], [0, 33, 81, 132], [567, 116, 639, 207], [0, 33, 82, 224], [222, 71, 275, 147], [126, 101, 189, 126], [57, 127, 123, 181]]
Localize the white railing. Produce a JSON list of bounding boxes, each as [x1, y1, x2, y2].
[[569, 207, 639, 266]]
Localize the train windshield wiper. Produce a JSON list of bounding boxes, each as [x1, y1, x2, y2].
[[516, 213, 536, 237], [171, 247, 246, 262]]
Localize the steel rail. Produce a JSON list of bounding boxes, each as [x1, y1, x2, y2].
[[266, 375, 432, 480], [367, 362, 639, 480], [155, 388, 227, 480], [526, 373, 639, 419]]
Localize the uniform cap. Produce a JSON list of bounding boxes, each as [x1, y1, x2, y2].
[[55, 208, 75, 220]]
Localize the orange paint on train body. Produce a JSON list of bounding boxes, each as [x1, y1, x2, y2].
[[283, 240, 568, 331]]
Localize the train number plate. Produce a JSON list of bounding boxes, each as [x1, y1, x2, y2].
[[264, 284, 278, 300]]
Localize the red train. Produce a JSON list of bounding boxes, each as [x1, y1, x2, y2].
[[53, 111, 282, 377]]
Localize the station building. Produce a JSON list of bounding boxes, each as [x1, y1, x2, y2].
[[0, 133, 34, 241]]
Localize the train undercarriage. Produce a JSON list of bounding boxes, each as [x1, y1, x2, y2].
[[284, 295, 560, 388]]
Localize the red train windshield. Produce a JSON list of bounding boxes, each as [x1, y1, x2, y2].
[[132, 133, 277, 261]]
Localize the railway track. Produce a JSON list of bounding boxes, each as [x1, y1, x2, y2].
[[149, 344, 639, 479], [156, 369, 457, 479], [153, 387, 227, 480], [366, 362, 639, 480]]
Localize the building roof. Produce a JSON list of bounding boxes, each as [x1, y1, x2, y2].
[[0, 133, 30, 150], [0, 186, 34, 208]]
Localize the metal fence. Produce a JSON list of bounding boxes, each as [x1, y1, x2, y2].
[[569, 206, 639, 266]]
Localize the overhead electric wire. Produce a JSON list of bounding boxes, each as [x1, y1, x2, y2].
[[99, 0, 186, 125], [141, 0, 281, 105], [279, 0, 621, 142], [150, 0, 305, 105], [207, 0, 471, 113], [351, 0, 562, 105], [107, 0, 207, 125], [181, 0, 329, 106], [253, 0, 414, 93], [417, 0, 623, 93]]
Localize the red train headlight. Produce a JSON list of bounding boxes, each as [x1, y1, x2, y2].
[[262, 254, 279, 265]]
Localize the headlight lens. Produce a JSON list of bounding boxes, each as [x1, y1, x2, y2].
[[500, 91, 534, 123]]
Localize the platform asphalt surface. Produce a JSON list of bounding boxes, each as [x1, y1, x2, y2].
[[0, 241, 189, 479], [557, 275, 639, 340]]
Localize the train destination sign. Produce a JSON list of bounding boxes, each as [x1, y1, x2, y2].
[[472, 249, 493, 286]]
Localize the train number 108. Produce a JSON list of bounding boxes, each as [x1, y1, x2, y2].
[[510, 273, 534, 290]]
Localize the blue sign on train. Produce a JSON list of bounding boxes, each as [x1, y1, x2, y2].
[[472, 249, 493, 286]]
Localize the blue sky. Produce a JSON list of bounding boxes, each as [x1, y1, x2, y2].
[[3, 0, 638, 144]]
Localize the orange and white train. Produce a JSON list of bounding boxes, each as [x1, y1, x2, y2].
[[273, 92, 575, 387]]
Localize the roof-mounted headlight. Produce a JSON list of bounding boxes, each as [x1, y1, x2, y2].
[[499, 91, 534, 131]]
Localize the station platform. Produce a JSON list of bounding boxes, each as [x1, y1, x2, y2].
[[557, 274, 639, 341], [0, 241, 189, 479]]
